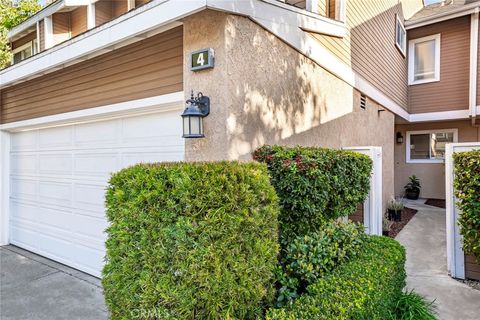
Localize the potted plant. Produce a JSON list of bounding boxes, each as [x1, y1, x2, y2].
[[382, 215, 393, 237], [387, 198, 404, 222], [404, 175, 421, 200]]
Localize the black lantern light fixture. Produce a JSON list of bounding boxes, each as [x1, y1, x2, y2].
[[396, 132, 404, 144], [181, 91, 210, 138]]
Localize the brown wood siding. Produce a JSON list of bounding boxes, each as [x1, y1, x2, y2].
[[311, 0, 423, 110], [465, 254, 480, 281], [328, 0, 336, 19], [113, 0, 128, 18], [95, 0, 113, 26], [39, 19, 45, 51], [285, 0, 306, 9], [53, 12, 71, 45], [408, 16, 470, 114], [348, 203, 364, 224], [135, 0, 149, 6], [11, 32, 36, 50], [71, 6, 87, 37], [0, 26, 183, 124]]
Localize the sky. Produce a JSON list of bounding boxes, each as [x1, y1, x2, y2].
[[424, 0, 445, 4]]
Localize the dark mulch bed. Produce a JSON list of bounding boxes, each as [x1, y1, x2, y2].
[[387, 207, 418, 238], [425, 198, 446, 209]]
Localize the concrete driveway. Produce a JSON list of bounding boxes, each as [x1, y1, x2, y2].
[[396, 199, 480, 320], [0, 245, 108, 320]]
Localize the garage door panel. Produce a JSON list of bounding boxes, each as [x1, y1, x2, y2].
[[70, 213, 108, 240], [9, 109, 184, 277], [39, 154, 73, 175], [74, 184, 107, 214], [38, 126, 73, 148], [11, 131, 37, 151], [73, 153, 119, 178], [10, 201, 39, 223], [11, 224, 73, 261], [10, 154, 37, 174], [122, 112, 181, 141], [74, 119, 119, 145], [122, 150, 183, 167], [10, 178, 37, 201]]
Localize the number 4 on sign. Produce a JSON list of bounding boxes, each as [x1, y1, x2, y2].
[[191, 48, 214, 71], [197, 53, 205, 66]]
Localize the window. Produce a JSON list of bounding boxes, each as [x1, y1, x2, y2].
[[395, 14, 406, 56], [408, 34, 441, 85], [406, 129, 457, 163], [11, 40, 37, 65]]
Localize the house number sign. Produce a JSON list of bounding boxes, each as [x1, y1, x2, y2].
[[191, 48, 214, 71]]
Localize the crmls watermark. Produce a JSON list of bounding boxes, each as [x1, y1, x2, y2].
[[130, 308, 168, 319]]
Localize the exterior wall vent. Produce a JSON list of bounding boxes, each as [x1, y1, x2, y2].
[[360, 94, 367, 109]]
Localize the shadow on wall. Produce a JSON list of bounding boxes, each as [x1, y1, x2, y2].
[[223, 14, 356, 160], [220, 11, 396, 161]]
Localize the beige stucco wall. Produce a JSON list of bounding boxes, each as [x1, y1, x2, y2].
[[394, 120, 480, 200], [183, 10, 395, 211]]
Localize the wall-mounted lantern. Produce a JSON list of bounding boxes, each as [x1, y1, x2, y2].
[[396, 132, 404, 144], [181, 92, 210, 138]]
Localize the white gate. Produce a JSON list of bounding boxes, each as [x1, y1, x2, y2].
[[343, 147, 382, 235], [445, 142, 480, 279]]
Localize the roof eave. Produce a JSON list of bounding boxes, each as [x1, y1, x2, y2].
[[7, 0, 91, 41], [406, 2, 480, 29]]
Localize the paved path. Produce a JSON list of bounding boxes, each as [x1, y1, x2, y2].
[[396, 200, 480, 320], [0, 245, 108, 320]]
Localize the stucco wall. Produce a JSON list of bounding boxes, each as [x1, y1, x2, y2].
[[394, 120, 480, 200], [183, 10, 395, 211]]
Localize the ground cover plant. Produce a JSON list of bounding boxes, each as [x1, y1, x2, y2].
[[266, 236, 407, 320]]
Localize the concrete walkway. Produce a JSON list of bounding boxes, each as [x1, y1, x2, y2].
[[396, 200, 480, 320], [0, 245, 108, 320]]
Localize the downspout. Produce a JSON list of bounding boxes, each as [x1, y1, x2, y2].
[[469, 8, 479, 120], [471, 9, 480, 141]]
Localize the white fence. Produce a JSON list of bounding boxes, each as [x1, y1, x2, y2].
[[445, 142, 480, 279], [343, 146, 382, 236]]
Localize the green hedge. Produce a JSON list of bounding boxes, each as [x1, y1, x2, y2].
[[253, 145, 372, 242], [454, 150, 480, 262], [103, 162, 280, 320], [266, 236, 406, 320], [275, 221, 366, 307]]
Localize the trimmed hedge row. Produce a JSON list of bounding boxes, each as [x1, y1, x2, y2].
[[266, 236, 406, 320], [454, 150, 480, 262], [103, 162, 279, 319], [253, 145, 372, 242]]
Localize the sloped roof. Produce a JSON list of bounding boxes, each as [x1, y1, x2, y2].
[[409, 0, 479, 22]]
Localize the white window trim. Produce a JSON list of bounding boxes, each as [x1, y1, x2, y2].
[[11, 41, 35, 64], [335, 0, 346, 22], [408, 33, 441, 85], [395, 14, 406, 57], [406, 128, 458, 164]]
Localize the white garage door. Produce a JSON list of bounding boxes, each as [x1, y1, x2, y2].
[[9, 110, 184, 277]]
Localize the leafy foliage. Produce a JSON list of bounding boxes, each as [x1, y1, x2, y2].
[[404, 175, 421, 193], [454, 150, 480, 263], [0, 0, 41, 68], [253, 145, 372, 243], [103, 162, 280, 320], [266, 236, 406, 320], [391, 290, 437, 320], [275, 221, 366, 307]]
